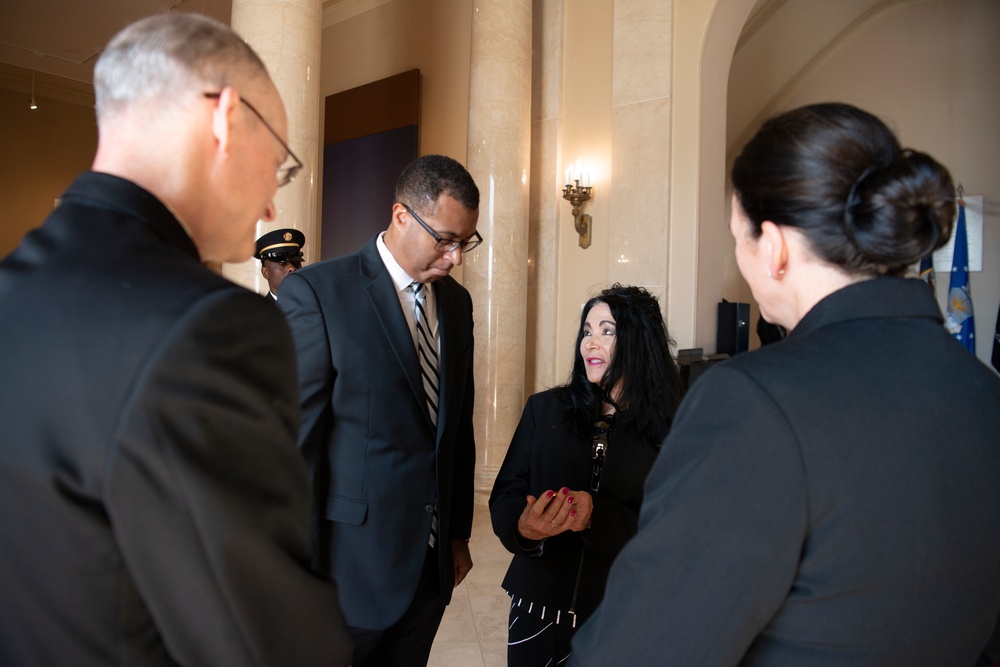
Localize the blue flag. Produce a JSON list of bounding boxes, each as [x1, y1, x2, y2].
[[944, 201, 975, 353]]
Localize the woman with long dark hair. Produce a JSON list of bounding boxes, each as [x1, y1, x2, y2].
[[490, 283, 685, 666], [570, 103, 1000, 665]]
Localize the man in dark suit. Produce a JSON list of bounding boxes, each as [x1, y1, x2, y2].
[[255, 227, 306, 300], [279, 154, 481, 666], [0, 14, 352, 666]]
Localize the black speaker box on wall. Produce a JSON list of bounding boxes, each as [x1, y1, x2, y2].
[[717, 300, 750, 356]]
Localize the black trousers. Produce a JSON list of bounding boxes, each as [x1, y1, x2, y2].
[[349, 546, 447, 667]]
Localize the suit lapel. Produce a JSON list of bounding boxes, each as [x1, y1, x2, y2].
[[433, 280, 461, 445], [359, 240, 435, 433]]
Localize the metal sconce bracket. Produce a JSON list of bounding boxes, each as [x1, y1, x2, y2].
[[563, 181, 593, 249]]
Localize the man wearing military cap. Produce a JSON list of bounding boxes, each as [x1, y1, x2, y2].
[[255, 227, 305, 300]]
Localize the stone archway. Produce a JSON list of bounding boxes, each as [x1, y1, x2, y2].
[[668, 0, 757, 352]]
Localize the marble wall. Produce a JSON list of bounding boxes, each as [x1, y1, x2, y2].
[[608, 0, 672, 319], [464, 0, 533, 491], [224, 0, 323, 292]]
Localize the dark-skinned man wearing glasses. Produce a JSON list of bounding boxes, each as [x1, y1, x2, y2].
[[0, 13, 351, 666], [279, 154, 481, 667]]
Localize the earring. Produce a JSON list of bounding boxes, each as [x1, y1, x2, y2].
[[778, 269, 785, 276], [767, 270, 773, 278]]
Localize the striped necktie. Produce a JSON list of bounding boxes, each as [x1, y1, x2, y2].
[[411, 282, 439, 429], [411, 281, 440, 547]]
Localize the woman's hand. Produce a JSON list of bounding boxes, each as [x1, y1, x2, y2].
[[516, 488, 595, 541]]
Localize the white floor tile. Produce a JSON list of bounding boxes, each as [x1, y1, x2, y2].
[[430, 492, 511, 666]]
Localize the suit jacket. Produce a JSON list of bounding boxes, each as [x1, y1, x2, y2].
[[572, 277, 1000, 666], [279, 235, 476, 630], [0, 172, 352, 667], [489, 389, 658, 623]]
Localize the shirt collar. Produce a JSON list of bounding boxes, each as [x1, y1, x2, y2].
[[791, 277, 943, 338], [376, 231, 421, 294]]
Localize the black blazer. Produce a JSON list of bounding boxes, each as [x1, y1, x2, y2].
[[572, 278, 1000, 666], [0, 173, 352, 666], [490, 389, 658, 623], [279, 235, 476, 631]]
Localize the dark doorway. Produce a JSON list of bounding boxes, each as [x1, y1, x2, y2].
[[322, 69, 420, 260]]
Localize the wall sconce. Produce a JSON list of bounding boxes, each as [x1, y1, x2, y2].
[[563, 160, 593, 249]]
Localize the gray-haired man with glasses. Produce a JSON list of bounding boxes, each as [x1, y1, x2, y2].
[[279, 154, 481, 667], [0, 13, 351, 666]]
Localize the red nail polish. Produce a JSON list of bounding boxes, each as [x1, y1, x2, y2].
[[567, 496, 574, 504], [546, 491, 555, 499], [570, 509, 576, 517], [561, 487, 569, 495]]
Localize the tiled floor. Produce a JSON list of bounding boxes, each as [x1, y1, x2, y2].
[[428, 491, 510, 666]]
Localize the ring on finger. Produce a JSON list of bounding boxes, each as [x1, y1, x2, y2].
[[551, 520, 562, 528]]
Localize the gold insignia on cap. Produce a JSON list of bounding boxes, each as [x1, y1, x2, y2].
[[283, 232, 293, 241]]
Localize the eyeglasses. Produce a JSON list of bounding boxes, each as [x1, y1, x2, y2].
[[203, 92, 303, 187], [402, 203, 483, 254]]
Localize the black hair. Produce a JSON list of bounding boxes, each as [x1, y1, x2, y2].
[[563, 284, 684, 447], [731, 103, 955, 276], [395, 154, 480, 214]]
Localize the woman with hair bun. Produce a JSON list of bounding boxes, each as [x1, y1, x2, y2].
[[571, 103, 1000, 666]]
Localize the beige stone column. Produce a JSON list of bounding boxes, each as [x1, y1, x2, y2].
[[526, 0, 564, 396], [464, 0, 532, 493], [222, 0, 322, 293], [609, 0, 672, 313]]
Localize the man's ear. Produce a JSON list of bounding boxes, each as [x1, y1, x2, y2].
[[390, 202, 410, 230], [760, 220, 789, 278], [260, 262, 269, 280], [210, 86, 240, 155]]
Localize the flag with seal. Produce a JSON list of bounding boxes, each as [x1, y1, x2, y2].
[[944, 199, 975, 353]]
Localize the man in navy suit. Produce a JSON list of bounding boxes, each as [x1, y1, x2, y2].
[[280, 154, 481, 666], [0, 13, 351, 666]]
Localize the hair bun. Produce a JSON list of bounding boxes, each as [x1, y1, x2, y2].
[[732, 103, 958, 278], [846, 165, 880, 213], [843, 150, 955, 273]]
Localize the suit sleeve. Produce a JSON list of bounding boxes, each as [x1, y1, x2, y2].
[[277, 272, 336, 569], [448, 290, 477, 542], [489, 397, 539, 554], [106, 289, 352, 667], [570, 365, 808, 666], [276, 271, 335, 470]]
